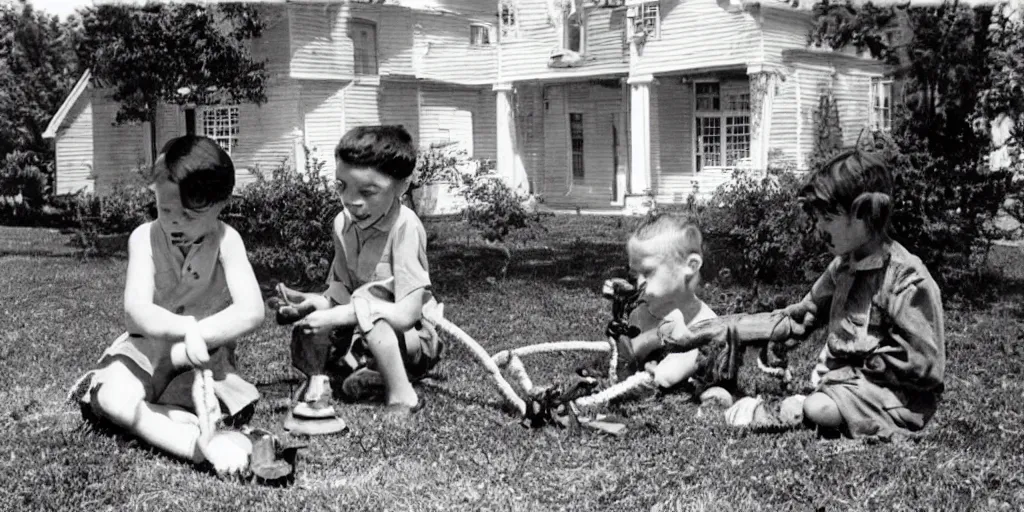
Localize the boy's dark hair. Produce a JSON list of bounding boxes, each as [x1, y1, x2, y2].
[[630, 212, 703, 262], [799, 149, 894, 234], [150, 135, 235, 211], [334, 125, 417, 180]]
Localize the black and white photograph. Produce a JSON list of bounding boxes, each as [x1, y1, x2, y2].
[[2, 0, 1022, 509]]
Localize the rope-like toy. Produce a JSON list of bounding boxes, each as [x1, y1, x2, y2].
[[192, 368, 218, 439], [423, 278, 653, 424]]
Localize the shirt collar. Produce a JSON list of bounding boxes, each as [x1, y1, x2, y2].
[[344, 200, 402, 234], [839, 240, 891, 272]]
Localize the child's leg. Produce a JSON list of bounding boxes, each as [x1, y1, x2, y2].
[[362, 320, 417, 407], [89, 358, 204, 462], [803, 392, 842, 428]]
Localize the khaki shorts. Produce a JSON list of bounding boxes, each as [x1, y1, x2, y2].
[[79, 332, 259, 416]]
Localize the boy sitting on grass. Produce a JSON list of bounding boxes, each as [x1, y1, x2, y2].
[[605, 213, 733, 404], [71, 135, 265, 477], [273, 125, 444, 434]]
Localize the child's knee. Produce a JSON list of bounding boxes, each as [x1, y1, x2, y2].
[[652, 352, 698, 389], [91, 364, 147, 425], [803, 392, 842, 428]]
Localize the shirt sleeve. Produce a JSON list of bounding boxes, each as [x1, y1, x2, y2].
[[879, 267, 945, 391], [389, 215, 431, 302], [801, 256, 841, 321], [323, 213, 352, 305]]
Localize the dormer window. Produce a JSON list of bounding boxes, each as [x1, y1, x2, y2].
[[564, 9, 585, 53], [499, 2, 518, 41], [470, 23, 492, 46], [631, 3, 660, 40]]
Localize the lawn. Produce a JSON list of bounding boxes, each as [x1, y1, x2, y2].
[[1, 217, 1023, 511]]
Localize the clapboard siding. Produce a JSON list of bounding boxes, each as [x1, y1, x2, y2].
[[633, 0, 759, 76], [54, 93, 94, 195], [302, 81, 347, 176], [767, 68, 800, 168], [288, 3, 351, 80], [654, 78, 693, 204], [349, 4, 416, 77], [516, 84, 546, 194], [498, 0, 629, 82], [416, 12, 497, 84], [419, 84, 477, 155], [474, 88, 497, 160], [344, 81, 382, 130], [91, 95, 147, 195], [758, 8, 813, 68], [380, 81, 421, 146]]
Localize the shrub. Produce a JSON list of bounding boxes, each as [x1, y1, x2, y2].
[[0, 150, 52, 224], [702, 165, 828, 285], [224, 151, 343, 288], [461, 168, 543, 244]]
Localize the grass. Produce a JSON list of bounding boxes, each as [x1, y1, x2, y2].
[[1, 218, 1023, 511]]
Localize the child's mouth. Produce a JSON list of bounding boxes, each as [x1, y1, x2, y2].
[[170, 232, 190, 246]]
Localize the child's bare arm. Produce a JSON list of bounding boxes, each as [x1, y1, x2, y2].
[[351, 286, 428, 333], [124, 223, 194, 341], [194, 226, 265, 350]]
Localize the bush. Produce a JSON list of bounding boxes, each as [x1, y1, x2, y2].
[[224, 152, 343, 288], [701, 165, 828, 285], [0, 150, 52, 224], [461, 168, 543, 244]]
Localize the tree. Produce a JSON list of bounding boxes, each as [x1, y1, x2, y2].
[[0, 0, 80, 208], [75, 3, 269, 161]]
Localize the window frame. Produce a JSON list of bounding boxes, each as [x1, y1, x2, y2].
[[633, 3, 660, 41], [499, 2, 519, 41], [569, 112, 585, 180], [564, 8, 587, 53], [350, 18, 379, 76], [692, 81, 751, 173], [470, 23, 493, 46], [197, 105, 240, 155], [870, 76, 893, 132]]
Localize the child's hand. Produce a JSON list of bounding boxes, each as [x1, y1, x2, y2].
[[295, 309, 340, 335], [270, 283, 328, 325], [657, 318, 694, 346], [170, 317, 211, 368], [779, 300, 817, 327]]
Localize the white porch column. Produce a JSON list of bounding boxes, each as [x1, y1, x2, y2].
[[494, 82, 528, 192], [627, 74, 653, 197], [749, 71, 779, 173], [292, 127, 306, 173]]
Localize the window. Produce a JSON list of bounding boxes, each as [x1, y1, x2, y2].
[[565, 10, 585, 53], [570, 113, 584, 179], [632, 3, 660, 40], [351, 19, 378, 76], [199, 106, 240, 155], [871, 77, 893, 132], [693, 82, 750, 172], [499, 2, 518, 41], [470, 24, 492, 46]]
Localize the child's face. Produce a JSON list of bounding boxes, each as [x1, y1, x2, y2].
[[628, 235, 699, 317], [814, 210, 871, 257], [154, 180, 223, 247], [335, 161, 407, 230]]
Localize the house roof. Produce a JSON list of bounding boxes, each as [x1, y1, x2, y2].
[[43, 69, 91, 139]]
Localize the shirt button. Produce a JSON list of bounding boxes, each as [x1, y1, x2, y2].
[[192, 272, 200, 279]]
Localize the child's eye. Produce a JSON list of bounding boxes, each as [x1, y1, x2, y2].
[[360, 189, 376, 198], [336, 182, 347, 192]]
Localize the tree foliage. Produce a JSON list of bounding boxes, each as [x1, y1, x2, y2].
[[0, 0, 80, 208], [75, 3, 269, 159]]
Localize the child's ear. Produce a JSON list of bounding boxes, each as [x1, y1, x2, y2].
[[685, 253, 703, 276], [397, 177, 412, 197]]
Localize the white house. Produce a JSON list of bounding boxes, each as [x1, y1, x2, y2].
[[45, 0, 893, 213]]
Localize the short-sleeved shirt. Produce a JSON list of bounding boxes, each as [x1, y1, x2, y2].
[[324, 201, 434, 317], [804, 240, 945, 392]]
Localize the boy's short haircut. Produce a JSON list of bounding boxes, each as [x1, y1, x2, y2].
[[799, 149, 894, 233], [334, 125, 417, 181], [150, 135, 235, 211], [630, 212, 703, 262]]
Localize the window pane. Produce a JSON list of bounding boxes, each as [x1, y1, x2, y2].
[[201, 106, 240, 155], [570, 113, 584, 179], [725, 115, 750, 166], [352, 21, 377, 75], [696, 116, 721, 170], [696, 83, 720, 112]]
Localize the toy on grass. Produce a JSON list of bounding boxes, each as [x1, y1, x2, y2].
[[192, 367, 304, 486], [422, 277, 661, 435], [267, 282, 349, 436]]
